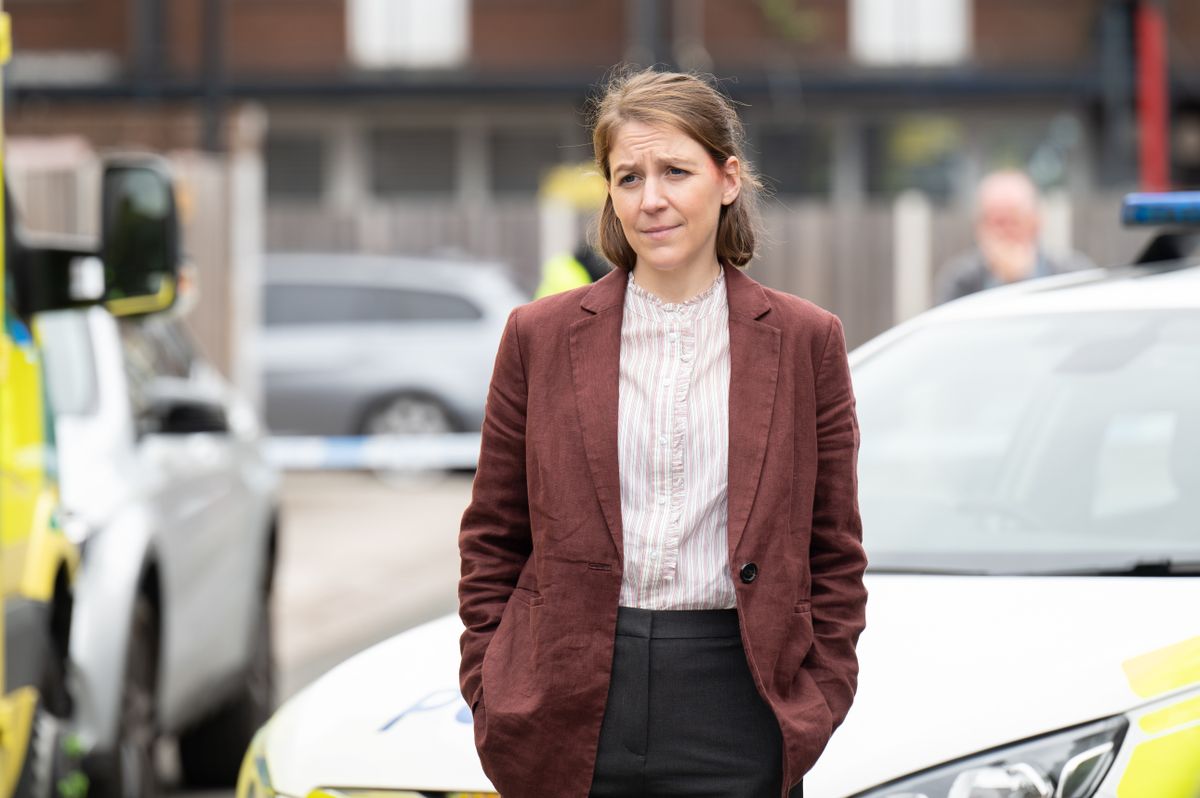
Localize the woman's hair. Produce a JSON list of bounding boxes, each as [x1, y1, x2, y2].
[[588, 67, 764, 270]]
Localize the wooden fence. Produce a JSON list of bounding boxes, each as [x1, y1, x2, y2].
[[6, 141, 1152, 382], [265, 195, 1148, 349]]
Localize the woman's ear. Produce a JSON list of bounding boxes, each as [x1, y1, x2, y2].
[[722, 156, 742, 206]]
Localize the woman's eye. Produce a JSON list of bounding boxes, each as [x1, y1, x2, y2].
[[618, 174, 638, 185], [667, 167, 687, 176]]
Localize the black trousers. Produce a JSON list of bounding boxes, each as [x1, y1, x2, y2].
[[589, 607, 804, 798]]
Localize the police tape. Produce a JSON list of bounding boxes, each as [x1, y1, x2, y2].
[[264, 433, 482, 471]]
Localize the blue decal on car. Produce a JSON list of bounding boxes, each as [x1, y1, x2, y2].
[[379, 688, 471, 731]]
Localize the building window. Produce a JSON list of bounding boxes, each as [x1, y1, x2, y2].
[[266, 134, 325, 201], [348, 0, 469, 69], [850, 0, 970, 65], [864, 116, 964, 202], [489, 130, 564, 196], [370, 129, 457, 196], [753, 126, 832, 198]]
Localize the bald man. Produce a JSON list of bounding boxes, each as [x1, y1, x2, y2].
[[935, 170, 1094, 304]]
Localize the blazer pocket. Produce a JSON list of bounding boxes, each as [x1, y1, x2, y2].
[[511, 586, 545, 607], [510, 586, 544, 650]]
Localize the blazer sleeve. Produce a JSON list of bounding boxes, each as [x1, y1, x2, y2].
[[805, 313, 869, 730], [458, 307, 533, 712]]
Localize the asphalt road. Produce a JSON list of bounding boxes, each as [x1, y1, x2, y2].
[[165, 470, 473, 797]]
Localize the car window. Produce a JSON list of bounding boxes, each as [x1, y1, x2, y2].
[[118, 316, 198, 426], [264, 283, 483, 326], [37, 310, 99, 417], [853, 311, 1200, 572]]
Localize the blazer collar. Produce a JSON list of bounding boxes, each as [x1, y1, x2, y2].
[[570, 262, 780, 563], [579, 262, 771, 319]]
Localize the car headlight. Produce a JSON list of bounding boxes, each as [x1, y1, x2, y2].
[[856, 716, 1127, 798], [308, 791, 499, 798]]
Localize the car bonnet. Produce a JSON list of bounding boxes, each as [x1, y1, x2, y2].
[[263, 613, 493, 796], [806, 574, 1200, 797], [261, 577, 1199, 797]]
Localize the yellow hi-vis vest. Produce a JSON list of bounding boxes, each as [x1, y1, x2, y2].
[[535, 253, 593, 299]]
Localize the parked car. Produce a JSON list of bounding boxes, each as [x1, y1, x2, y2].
[[261, 253, 527, 438], [237, 197, 1200, 798], [38, 305, 281, 796]]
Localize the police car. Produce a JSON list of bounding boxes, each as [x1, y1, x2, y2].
[[237, 193, 1200, 798]]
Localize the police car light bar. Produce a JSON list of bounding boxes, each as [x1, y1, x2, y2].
[[1122, 192, 1200, 226]]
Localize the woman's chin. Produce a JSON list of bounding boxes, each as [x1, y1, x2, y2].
[[633, 251, 689, 274]]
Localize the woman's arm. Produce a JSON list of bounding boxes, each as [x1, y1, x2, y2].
[[458, 308, 533, 711], [805, 313, 869, 731]]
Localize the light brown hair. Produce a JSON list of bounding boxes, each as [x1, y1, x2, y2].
[[588, 67, 764, 270]]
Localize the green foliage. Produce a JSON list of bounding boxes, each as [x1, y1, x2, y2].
[[757, 0, 823, 43]]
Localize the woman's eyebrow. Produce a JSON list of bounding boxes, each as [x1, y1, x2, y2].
[[612, 154, 697, 173]]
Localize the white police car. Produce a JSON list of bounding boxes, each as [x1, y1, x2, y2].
[[237, 194, 1200, 798]]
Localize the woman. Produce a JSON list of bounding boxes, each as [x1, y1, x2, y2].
[[459, 68, 867, 798]]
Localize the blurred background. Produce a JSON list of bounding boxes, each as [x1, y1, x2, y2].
[[8, 0, 1200, 388], [5, 1, 1199, 793]]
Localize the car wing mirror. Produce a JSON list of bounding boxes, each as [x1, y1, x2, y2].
[[101, 155, 181, 317], [141, 377, 229, 436]]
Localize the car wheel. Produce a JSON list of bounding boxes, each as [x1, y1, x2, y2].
[[87, 593, 159, 798], [177, 601, 274, 788], [364, 395, 458, 486], [363, 394, 454, 436], [39, 606, 72, 720]]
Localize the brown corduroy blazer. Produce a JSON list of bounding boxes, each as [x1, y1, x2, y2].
[[458, 263, 868, 798]]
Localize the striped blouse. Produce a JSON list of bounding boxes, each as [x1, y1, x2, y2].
[[617, 270, 734, 610]]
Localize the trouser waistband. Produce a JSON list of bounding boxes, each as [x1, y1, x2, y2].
[[614, 606, 740, 639]]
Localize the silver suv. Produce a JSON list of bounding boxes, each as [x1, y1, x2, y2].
[[39, 306, 280, 796], [261, 253, 527, 437]]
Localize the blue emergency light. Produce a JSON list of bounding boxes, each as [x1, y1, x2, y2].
[[1122, 192, 1200, 226]]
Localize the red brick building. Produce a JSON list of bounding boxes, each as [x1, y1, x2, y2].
[[8, 0, 1200, 202]]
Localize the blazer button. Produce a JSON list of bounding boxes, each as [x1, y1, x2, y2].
[[739, 562, 758, 584]]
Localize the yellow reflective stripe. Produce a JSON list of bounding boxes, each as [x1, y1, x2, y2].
[[306, 791, 497, 798], [0, 13, 11, 66], [308, 792, 425, 798], [1140, 694, 1200, 734], [1117, 726, 1200, 798], [106, 273, 176, 317], [0, 687, 39, 798], [1121, 636, 1200, 698]]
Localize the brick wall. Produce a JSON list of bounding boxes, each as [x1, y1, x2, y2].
[[7, 0, 127, 55], [470, 0, 625, 72], [704, 0, 848, 69], [973, 0, 1097, 68], [166, 0, 347, 76]]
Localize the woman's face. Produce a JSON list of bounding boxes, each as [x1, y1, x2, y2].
[[607, 120, 741, 277]]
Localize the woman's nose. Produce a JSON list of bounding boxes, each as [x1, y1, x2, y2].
[[640, 177, 667, 212]]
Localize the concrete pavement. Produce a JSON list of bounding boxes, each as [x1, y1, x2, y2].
[[165, 470, 473, 797]]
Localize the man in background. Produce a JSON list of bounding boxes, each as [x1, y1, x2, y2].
[[935, 170, 1094, 304]]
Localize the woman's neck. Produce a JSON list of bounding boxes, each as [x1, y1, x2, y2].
[[631, 258, 722, 304]]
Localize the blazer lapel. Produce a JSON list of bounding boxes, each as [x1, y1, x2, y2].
[[569, 270, 628, 560], [724, 264, 781, 557]]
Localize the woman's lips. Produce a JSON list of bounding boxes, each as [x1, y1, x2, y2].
[[642, 224, 680, 241]]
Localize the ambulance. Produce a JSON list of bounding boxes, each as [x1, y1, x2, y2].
[[0, 4, 184, 795]]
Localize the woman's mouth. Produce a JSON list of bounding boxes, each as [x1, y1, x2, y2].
[[642, 225, 680, 241]]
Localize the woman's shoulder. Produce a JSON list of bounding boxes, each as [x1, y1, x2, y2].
[[746, 277, 839, 334], [509, 282, 597, 336]]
